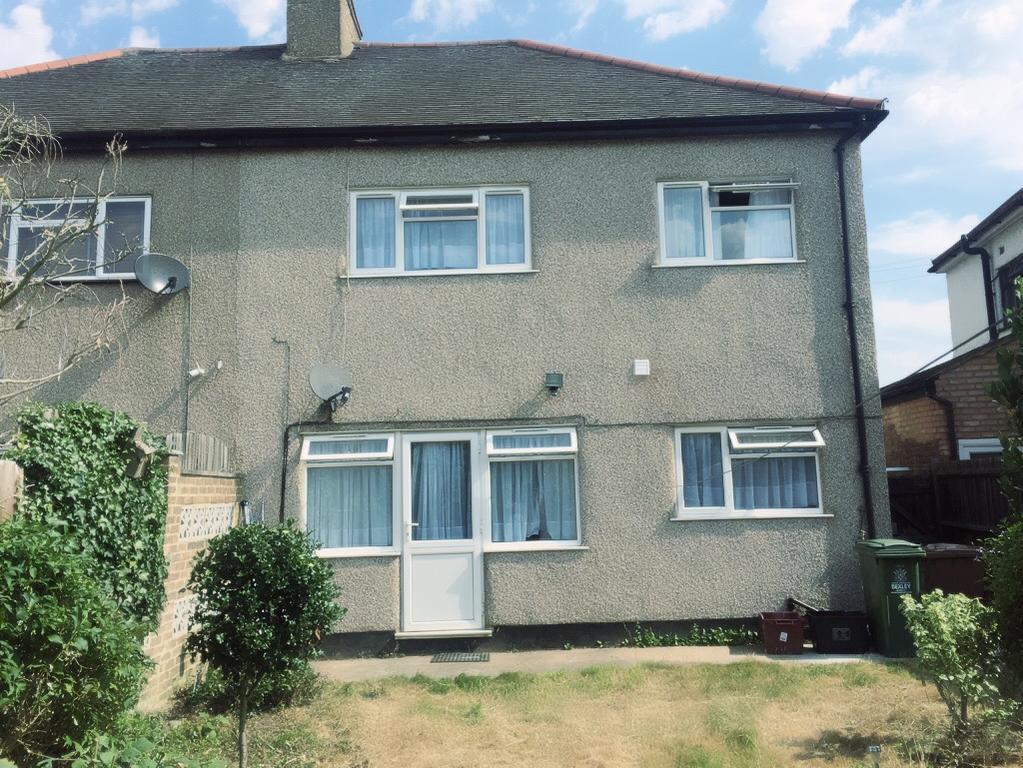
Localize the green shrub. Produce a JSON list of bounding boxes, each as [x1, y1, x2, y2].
[[0, 519, 150, 765], [986, 517, 1023, 694], [173, 664, 322, 716], [900, 590, 1008, 737], [622, 623, 760, 648], [186, 521, 344, 768], [6, 402, 169, 633]]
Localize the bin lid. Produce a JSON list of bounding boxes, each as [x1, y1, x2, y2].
[[924, 543, 982, 559], [856, 538, 925, 558]]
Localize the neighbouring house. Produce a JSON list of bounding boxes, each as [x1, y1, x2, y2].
[[0, 0, 891, 638], [882, 188, 1023, 473]]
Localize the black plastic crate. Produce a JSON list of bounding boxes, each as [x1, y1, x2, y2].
[[808, 611, 869, 654]]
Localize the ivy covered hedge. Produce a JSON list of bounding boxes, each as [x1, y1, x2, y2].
[[6, 402, 169, 634]]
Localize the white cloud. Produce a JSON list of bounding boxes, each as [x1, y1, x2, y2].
[[828, 65, 878, 95], [129, 25, 160, 47], [619, 0, 728, 41], [216, 0, 284, 40], [567, 0, 599, 32], [873, 296, 951, 385], [840, 0, 1023, 171], [408, 0, 494, 29], [81, 0, 176, 25], [871, 210, 980, 259], [0, 3, 57, 70], [756, 0, 856, 71], [131, 0, 178, 20], [81, 0, 128, 24]]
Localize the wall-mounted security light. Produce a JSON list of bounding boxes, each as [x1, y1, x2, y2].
[[544, 372, 564, 396]]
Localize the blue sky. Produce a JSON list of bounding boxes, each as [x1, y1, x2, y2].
[[2, 0, 1019, 385]]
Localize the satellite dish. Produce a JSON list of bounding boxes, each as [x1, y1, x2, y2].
[[134, 253, 190, 296], [309, 364, 353, 412]]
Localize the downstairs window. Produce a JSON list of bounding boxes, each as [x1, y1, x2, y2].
[[675, 425, 824, 518]]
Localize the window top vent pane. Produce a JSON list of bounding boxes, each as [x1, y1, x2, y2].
[[304, 435, 393, 460], [487, 428, 576, 455], [728, 426, 824, 451]]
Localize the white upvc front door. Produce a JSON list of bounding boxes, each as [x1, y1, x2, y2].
[[400, 432, 485, 634]]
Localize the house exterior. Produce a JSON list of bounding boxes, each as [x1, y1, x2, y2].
[[0, 0, 891, 637], [882, 189, 1023, 472]]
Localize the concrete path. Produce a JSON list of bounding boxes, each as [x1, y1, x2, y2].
[[314, 645, 885, 682]]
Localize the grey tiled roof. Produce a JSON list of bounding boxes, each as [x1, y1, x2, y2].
[[0, 40, 886, 138]]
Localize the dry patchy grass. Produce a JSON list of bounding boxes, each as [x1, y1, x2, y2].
[[164, 661, 955, 768]]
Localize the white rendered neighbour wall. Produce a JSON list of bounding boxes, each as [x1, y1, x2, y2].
[[946, 255, 989, 355]]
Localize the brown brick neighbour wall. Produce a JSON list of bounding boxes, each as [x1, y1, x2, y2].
[[882, 341, 1013, 473], [137, 455, 240, 712]]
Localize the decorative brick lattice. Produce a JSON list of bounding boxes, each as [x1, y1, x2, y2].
[[171, 594, 197, 638], [179, 503, 235, 541]]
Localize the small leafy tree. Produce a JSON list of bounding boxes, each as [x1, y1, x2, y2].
[[985, 282, 1023, 692], [901, 590, 1006, 737], [6, 402, 169, 634], [186, 521, 344, 768], [0, 518, 150, 765]]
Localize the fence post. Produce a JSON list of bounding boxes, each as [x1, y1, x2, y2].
[[0, 460, 24, 523], [929, 458, 943, 539]]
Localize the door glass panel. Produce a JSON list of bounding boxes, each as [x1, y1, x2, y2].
[[410, 441, 471, 540]]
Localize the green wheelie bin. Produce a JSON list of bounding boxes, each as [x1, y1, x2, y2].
[[855, 539, 925, 657]]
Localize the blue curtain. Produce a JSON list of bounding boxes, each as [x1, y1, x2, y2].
[[411, 442, 471, 540], [681, 433, 725, 507], [492, 433, 571, 450], [732, 456, 818, 509], [491, 459, 576, 542], [404, 219, 477, 270], [308, 438, 388, 456], [485, 193, 525, 265], [307, 465, 392, 548], [356, 197, 395, 268], [663, 186, 705, 259], [712, 190, 792, 260]]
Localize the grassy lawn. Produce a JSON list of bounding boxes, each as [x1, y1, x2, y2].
[[153, 661, 950, 767]]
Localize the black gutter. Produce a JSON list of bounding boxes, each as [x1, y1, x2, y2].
[[959, 235, 999, 342], [279, 419, 326, 523], [834, 118, 877, 539], [57, 110, 887, 153], [925, 382, 957, 459]]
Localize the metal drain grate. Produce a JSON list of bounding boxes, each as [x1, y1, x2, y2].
[[431, 651, 490, 663]]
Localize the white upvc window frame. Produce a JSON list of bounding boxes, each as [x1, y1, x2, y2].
[[4, 196, 151, 281], [301, 432, 401, 558], [957, 437, 1003, 460], [300, 433, 395, 461], [348, 185, 532, 277], [484, 426, 582, 551], [727, 425, 825, 451], [656, 180, 799, 267], [674, 424, 827, 521]]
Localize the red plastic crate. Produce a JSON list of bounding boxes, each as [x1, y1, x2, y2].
[[760, 611, 805, 654]]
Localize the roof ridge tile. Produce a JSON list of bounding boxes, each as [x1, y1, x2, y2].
[[0, 49, 126, 80]]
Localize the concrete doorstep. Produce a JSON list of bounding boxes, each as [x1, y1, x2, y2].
[[313, 645, 886, 683]]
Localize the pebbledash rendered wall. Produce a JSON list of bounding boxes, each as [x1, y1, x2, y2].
[[1, 132, 891, 631]]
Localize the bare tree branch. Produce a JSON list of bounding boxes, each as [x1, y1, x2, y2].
[[0, 106, 133, 407]]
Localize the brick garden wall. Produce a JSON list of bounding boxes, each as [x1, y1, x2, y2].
[[882, 340, 1013, 473], [138, 455, 240, 712]]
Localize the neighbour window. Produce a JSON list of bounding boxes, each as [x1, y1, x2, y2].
[[658, 181, 797, 265], [486, 427, 579, 545], [350, 187, 530, 275], [676, 425, 824, 518], [998, 253, 1023, 320], [3, 197, 150, 279], [302, 434, 395, 553]]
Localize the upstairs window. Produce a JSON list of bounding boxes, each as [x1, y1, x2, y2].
[[997, 253, 1023, 320], [658, 181, 797, 265], [3, 197, 150, 280], [675, 425, 824, 519], [351, 186, 530, 276]]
